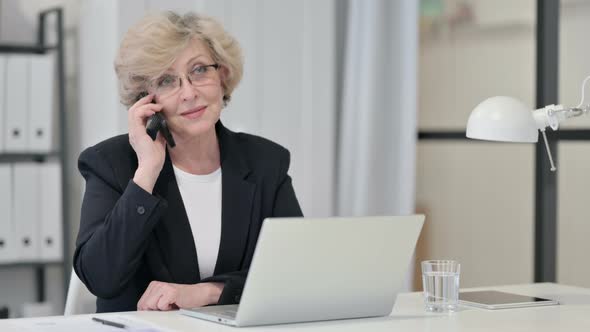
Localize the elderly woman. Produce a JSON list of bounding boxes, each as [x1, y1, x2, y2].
[[74, 11, 303, 313]]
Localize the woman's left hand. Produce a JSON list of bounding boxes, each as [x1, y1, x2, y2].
[[137, 281, 224, 311]]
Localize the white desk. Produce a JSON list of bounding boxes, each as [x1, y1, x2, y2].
[[2, 283, 590, 331]]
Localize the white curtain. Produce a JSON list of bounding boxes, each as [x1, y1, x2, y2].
[[336, 0, 418, 290], [337, 0, 418, 217]]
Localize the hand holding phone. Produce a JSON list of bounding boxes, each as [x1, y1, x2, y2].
[[129, 92, 168, 193], [136, 92, 176, 148]]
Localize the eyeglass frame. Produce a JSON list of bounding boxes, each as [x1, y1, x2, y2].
[[148, 63, 221, 98]]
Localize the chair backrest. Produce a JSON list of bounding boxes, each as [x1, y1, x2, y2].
[[64, 268, 96, 315]]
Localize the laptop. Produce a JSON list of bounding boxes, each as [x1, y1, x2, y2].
[[180, 215, 425, 327]]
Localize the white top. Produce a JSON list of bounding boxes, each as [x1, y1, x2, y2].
[[172, 165, 222, 280]]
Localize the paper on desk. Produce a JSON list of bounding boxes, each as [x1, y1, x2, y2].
[[10, 315, 170, 332]]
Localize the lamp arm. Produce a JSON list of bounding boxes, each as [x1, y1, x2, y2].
[[531, 104, 590, 172], [533, 104, 590, 131]]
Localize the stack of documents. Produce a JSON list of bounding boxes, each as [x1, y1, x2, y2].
[[0, 162, 63, 263], [0, 53, 57, 153]]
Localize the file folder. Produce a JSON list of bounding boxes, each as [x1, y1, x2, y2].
[[0, 55, 6, 153], [29, 53, 56, 153], [13, 163, 40, 261], [4, 55, 29, 152], [39, 162, 62, 261], [0, 164, 14, 263]]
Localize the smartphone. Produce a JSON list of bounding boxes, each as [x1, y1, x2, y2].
[[136, 92, 176, 148]]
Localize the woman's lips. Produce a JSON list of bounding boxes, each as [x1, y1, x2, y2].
[[181, 106, 206, 119]]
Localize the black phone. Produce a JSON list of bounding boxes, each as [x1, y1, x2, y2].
[[136, 92, 176, 148]]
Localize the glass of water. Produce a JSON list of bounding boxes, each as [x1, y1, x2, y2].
[[421, 260, 460, 312]]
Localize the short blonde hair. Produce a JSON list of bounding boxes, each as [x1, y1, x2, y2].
[[114, 11, 243, 107]]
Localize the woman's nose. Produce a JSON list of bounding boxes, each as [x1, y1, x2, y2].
[[179, 76, 198, 101]]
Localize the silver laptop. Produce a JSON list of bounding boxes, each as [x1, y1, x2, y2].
[[180, 215, 425, 327]]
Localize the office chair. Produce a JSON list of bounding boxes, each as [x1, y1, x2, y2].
[[64, 268, 96, 315]]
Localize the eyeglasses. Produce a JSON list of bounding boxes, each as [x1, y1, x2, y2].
[[149, 63, 220, 98]]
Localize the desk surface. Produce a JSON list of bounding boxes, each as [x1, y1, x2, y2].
[[3, 283, 590, 331]]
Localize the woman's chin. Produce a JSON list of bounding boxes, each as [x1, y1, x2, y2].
[[173, 121, 216, 139]]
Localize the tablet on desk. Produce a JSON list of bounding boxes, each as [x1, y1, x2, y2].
[[459, 290, 559, 310]]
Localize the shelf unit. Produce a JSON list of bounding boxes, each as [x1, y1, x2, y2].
[[0, 7, 69, 316]]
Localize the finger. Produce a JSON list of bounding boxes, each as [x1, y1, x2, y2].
[[130, 110, 167, 139], [136, 102, 164, 113], [141, 289, 161, 311], [130, 109, 157, 130], [129, 104, 163, 123], [137, 285, 151, 310], [144, 283, 166, 310], [134, 93, 155, 107], [157, 292, 175, 311], [129, 94, 155, 121], [138, 281, 158, 310], [129, 108, 155, 125], [146, 292, 165, 311], [128, 98, 162, 116], [137, 282, 153, 310]]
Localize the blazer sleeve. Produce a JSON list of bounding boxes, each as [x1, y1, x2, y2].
[[201, 148, 303, 304], [73, 147, 168, 299]]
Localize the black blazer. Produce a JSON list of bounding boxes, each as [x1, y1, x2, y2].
[[74, 121, 303, 313]]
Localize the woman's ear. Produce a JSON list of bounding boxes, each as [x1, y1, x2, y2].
[[218, 65, 230, 103], [219, 65, 230, 83]]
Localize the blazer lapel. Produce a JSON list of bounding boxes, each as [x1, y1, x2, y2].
[[150, 153, 201, 284], [214, 122, 256, 275], [145, 121, 255, 283]]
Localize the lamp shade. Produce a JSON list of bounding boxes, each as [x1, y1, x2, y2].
[[466, 96, 539, 143]]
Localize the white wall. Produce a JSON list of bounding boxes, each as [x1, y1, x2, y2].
[[416, 0, 536, 288], [416, 0, 590, 289], [416, 142, 535, 287], [557, 1, 590, 288]]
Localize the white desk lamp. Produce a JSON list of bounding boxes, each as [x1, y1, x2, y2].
[[466, 76, 590, 171]]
